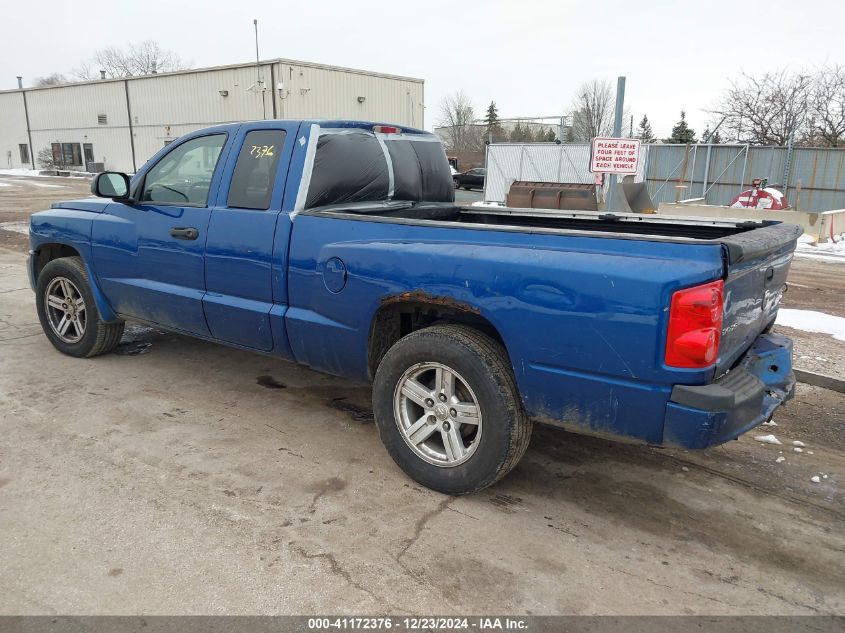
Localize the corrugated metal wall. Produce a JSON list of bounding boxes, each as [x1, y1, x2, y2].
[[644, 144, 845, 212], [26, 80, 130, 172], [127, 65, 270, 165], [272, 62, 423, 128], [0, 92, 29, 169], [484, 143, 649, 203], [0, 59, 424, 174]]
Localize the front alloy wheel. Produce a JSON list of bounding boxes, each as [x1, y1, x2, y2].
[[35, 256, 125, 357], [44, 277, 87, 343]]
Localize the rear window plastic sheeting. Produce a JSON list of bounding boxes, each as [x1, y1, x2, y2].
[[304, 133, 389, 209], [386, 140, 455, 203]]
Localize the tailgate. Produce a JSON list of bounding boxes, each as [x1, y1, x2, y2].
[[716, 223, 803, 374]]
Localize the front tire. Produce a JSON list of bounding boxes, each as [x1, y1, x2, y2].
[[35, 256, 125, 358], [373, 324, 532, 495]]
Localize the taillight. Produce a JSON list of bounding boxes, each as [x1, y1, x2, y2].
[[373, 125, 401, 134], [665, 280, 724, 368]]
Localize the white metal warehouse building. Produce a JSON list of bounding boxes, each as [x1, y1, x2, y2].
[[0, 58, 424, 174]]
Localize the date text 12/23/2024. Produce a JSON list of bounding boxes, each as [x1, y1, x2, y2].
[[307, 617, 528, 630]]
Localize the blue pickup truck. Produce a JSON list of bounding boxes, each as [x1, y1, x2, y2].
[[28, 119, 800, 494]]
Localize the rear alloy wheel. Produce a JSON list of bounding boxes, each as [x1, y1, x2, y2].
[[373, 324, 532, 495], [393, 361, 482, 467], [36, 256, 125, 358]]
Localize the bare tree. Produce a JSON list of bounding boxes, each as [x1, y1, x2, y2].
[[72, 41, 188, 80], [33, 73, 68, 87], [711, 70, 812, 145], [438, 90, 482, 152], [808, 64, 845, 147], [568, 80, 615, 142]]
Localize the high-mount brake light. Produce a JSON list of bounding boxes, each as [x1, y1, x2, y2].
[[373, 125, 401, 134], [664, 280, 724, 369]]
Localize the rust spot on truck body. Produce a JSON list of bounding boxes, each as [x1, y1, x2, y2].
[[379, 290, 481, 314]]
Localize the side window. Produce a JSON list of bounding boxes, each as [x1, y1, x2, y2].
[[227, 129, 287, 210], [141, 134, 226, 205]]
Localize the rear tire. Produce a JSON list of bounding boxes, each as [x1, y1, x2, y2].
[[373, 324, 532, 495], [35, 256, 125, 358]]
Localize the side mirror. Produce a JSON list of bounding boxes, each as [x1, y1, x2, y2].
[[91, 172, 131, 200]]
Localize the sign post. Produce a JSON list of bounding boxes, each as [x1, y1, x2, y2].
[[605, 76, 626, 212]]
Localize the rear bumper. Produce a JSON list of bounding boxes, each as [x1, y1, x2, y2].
[[662, 333, 795, 449]]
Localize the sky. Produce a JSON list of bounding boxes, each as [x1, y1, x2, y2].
[[2, 0, 844, 137]]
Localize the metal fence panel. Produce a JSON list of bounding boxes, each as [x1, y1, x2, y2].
[[644, 144, 845, 212], [484, 143, 648, 203], [484, 143, 845, 211]]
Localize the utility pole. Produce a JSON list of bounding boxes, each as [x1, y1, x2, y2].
[[254, 19, 266, 120], [605, 76, 626, 213]]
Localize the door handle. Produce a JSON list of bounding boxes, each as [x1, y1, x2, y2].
[[170, 227, 199, 240]]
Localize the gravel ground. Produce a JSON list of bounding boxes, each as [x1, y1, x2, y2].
[[0, 178, 842, 615]]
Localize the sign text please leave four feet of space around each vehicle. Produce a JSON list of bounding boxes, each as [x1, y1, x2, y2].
[[590, 137, 641, 174]]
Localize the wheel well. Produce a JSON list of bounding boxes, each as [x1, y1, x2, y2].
[[33, 244, 81, 281], [367, 295, 507, 379]]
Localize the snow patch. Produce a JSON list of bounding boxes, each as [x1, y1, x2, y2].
[[27, 182, 67, 189], [776, 309, 845, 342], [755, 434, 781, 445], [0, 221, 30, 235], [795, 234, 845, 264], [775, 456, 786, 463], [0, 168, 91, 180], [0, 168, 42, 177], [792, 440, 805, 447], [793, 447, 803, 453], [811, 475, 821, 483]]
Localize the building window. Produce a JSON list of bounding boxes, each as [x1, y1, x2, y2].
[[97, 114, 108, 125], [19, 144, 30, 164], [83, 143, 94, 165], [51, 142, 82, 167]]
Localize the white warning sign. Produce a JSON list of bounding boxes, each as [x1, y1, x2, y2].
[[590, 137, 641, 174]]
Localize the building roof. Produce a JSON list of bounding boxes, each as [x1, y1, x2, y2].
[[2, 57, 424, 94]]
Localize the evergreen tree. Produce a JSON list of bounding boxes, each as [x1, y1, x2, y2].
[[635, 114, 656, 143], [484, 101, 504, 142], [665, 110, 697, 144], [546, 128, 557, 142]]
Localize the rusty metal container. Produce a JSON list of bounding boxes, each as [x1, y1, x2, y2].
[[505, 181, 598, 211]]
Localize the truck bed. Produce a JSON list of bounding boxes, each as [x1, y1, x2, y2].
[[304, 202, 801, 262]]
